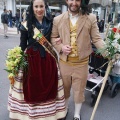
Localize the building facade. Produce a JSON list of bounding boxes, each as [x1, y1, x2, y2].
[[0, 0, 16, 23], [0, 0, 119, 24], [0, 0, 7, 23], [0, 0, 67, 23]]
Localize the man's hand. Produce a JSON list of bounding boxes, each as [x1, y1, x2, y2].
[[62, 45, 72, 55]]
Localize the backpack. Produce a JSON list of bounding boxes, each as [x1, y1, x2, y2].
[[1, 14, 5, 23], [1, 13, 8, 23]]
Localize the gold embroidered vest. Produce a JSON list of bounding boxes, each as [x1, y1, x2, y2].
[[68, 20, 89, 64], [68, 21, 82, 63], [60, 20, 89, 65]]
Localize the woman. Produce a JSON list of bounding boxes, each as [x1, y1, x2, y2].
[[8, 0, 66, 119], [15, 10, 20, 34]]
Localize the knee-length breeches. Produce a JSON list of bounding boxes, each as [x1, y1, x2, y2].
[[59, 61, 88, 103]]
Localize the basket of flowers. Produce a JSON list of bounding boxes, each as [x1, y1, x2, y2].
[[5, 46, 28, 85]]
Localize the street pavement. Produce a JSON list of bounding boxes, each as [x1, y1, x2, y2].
[[0, 26, 120, 120], [0, 24, 18, 36]]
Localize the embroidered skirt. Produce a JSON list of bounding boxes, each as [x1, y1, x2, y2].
[[8, 48, 66, 120], [8, 69, 66, 120]]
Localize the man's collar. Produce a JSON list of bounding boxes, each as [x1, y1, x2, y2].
[[68, 10, 80, 18]]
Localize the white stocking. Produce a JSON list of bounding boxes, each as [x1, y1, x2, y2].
[[74, 103, 82, 119]]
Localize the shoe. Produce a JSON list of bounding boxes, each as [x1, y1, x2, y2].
[[73, 115, 81, 120], [73, 117, 79, 120], [4, 35, 8, 38]]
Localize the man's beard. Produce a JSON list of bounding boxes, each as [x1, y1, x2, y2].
[[68, 5, 80, 14]]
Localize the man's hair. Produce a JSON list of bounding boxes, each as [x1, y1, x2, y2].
[[81, 0, 90, 15], [3, 9, 6, 12], [65, 0, 90, 15]]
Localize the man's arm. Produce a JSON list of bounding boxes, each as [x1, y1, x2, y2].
[[51, 17, 72, 55], [51, 17, 64, 54], [90, 14, 105, 49]]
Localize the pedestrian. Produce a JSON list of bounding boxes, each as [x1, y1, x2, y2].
[[8, 10, 12, 27], [22, 9, 26, 21], [51, 0, 105, 120], [99, 19, 104, 33], [96, 15, 100, 32], [108, 14, 112, 23], [8, 0, 66, 120], [1, 9, 8, 38], [15, 10, 20, 34]]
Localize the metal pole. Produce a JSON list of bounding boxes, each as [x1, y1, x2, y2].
[[104, 6, 108, 32], [4, 1, 6, 9], [19, 0, 21, 22], [113, 2, 116, 24]]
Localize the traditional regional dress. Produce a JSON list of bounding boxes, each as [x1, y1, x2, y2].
[[59, 14, 89, 103], [8, 17, 66, 120]]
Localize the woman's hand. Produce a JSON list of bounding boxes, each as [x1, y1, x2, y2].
[[55, 38, 72, 55], [55, 38, 62, 45], [62, 45, 72, 55]]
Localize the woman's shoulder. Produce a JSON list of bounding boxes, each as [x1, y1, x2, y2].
[[20, 21, 28, 31]]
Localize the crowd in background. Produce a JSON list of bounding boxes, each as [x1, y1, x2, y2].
[[1, 7, 62, 39], [1, 8, 27, 27], [1, 8, 61, 29], [1, 7, 106, 37], [1, 7, 106, 38], [1, 8, 27, 37], [96, 15, 105, 33]]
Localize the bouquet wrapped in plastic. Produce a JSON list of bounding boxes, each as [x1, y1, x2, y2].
[[97, 24, 120, 61], [5, 46, 28, 85]]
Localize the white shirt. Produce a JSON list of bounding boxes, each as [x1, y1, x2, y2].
[[69, 13, 79, 26]]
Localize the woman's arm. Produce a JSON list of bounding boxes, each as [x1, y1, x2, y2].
[[19, 25, 28, 51]]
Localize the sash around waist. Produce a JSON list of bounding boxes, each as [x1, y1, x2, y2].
[[60, 56, 89, 66]]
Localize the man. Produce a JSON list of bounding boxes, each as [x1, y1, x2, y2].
[[1, 9, 8, 38], [51, 0, 105, 120], [8, 10, 13, 27]]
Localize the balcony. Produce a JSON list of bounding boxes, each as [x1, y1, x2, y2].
[[89, 0, 112, 7]]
